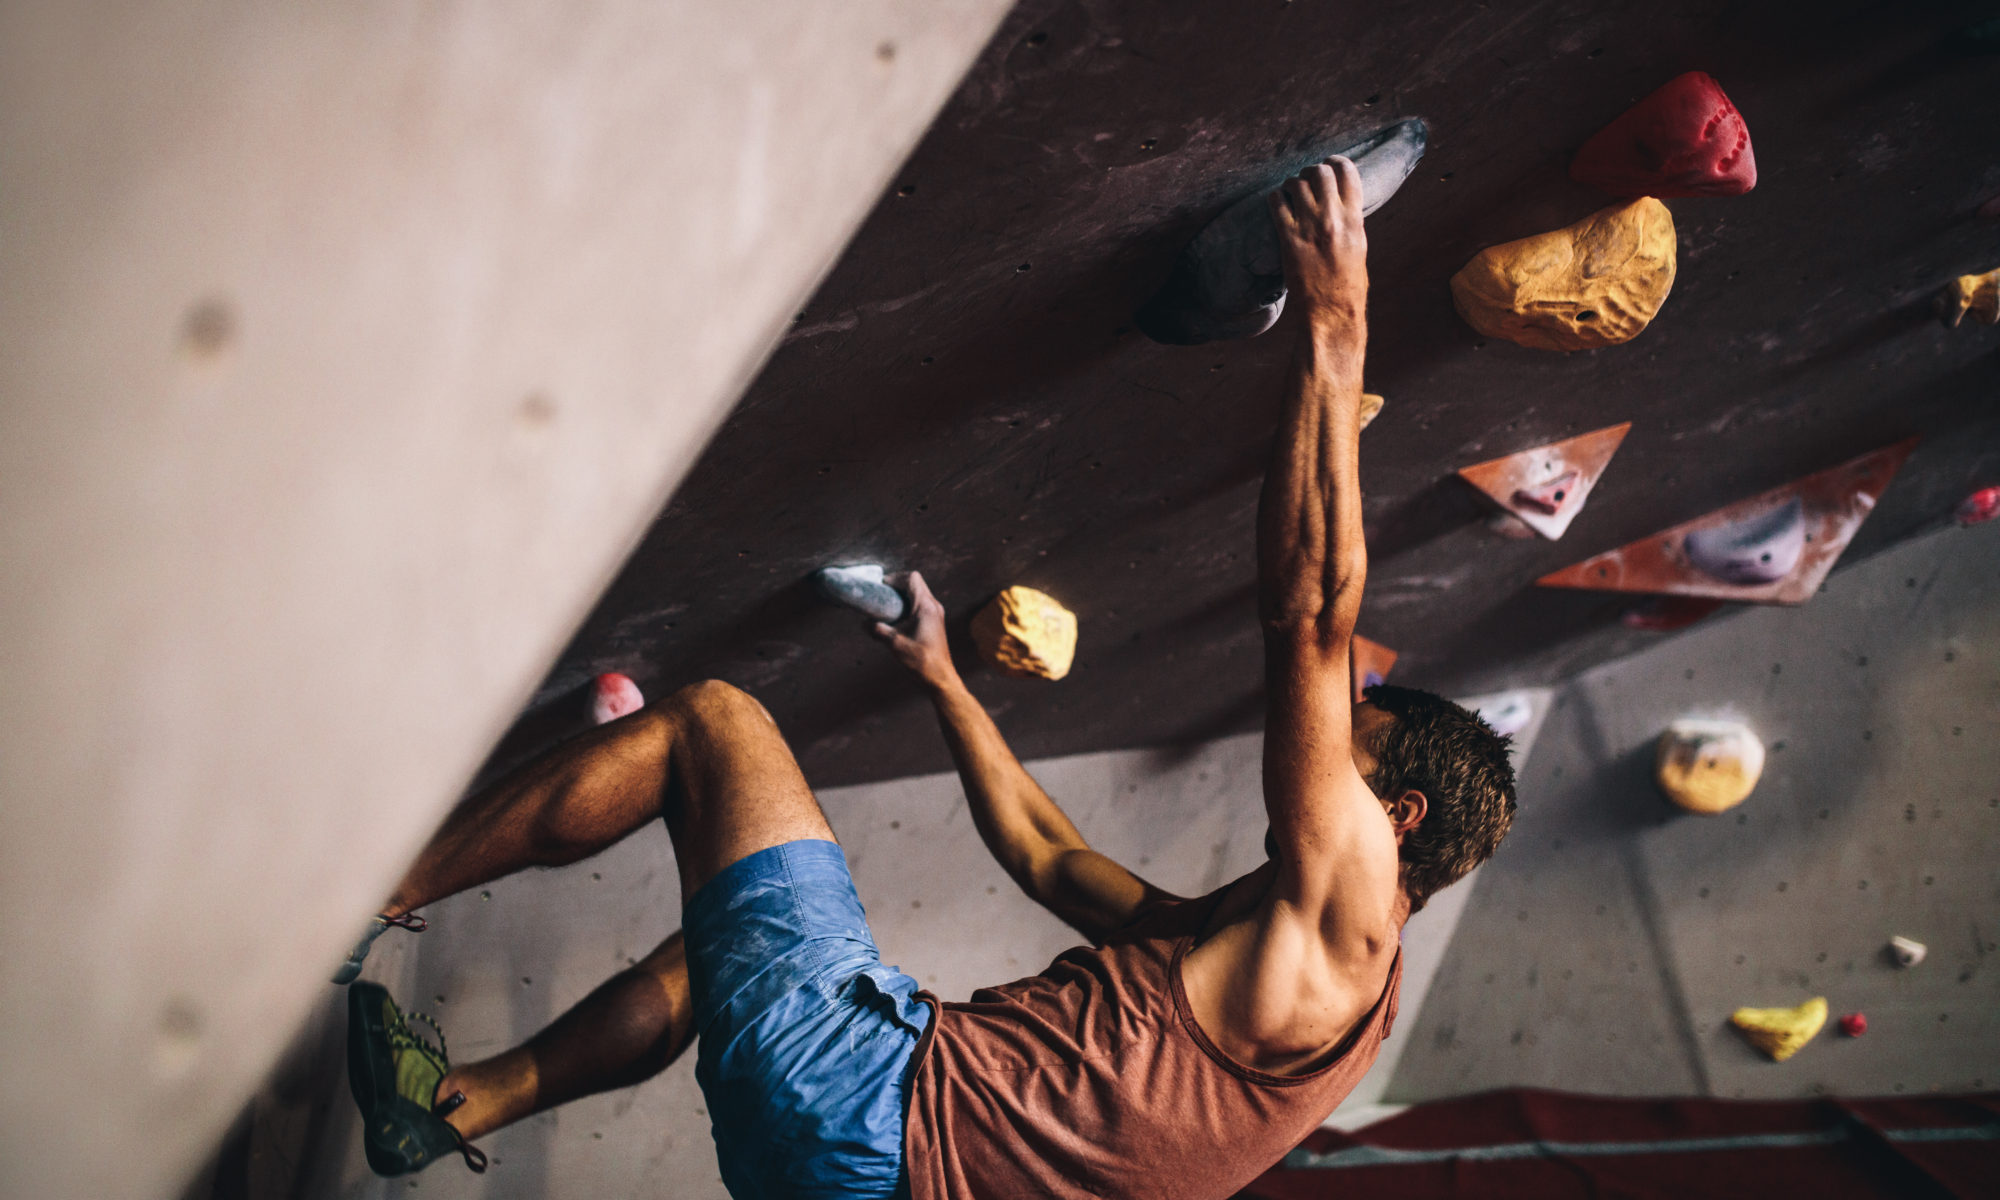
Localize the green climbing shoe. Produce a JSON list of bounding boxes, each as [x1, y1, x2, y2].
[[345, 982, 486, 1176]]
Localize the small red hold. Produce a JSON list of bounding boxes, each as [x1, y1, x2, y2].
[[1839, 1012, 1867, 1038], [1621, 595, 1726, 631], [1571, 71, 1757, 198], [1956, 485, 2000, 526], [1514, 469, 1582, 516], [591, 673, 645, 725]]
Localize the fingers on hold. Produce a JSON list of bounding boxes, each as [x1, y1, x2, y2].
[[872, 622, 895, 640], [1329, 155, 1364, 205], [1305, 162, 1337, 204], [1281, 177, 1314, 218], [1268, 189, 1299, 230]]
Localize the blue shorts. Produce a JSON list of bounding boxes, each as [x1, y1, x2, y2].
[[684, 839, 931, 1200]]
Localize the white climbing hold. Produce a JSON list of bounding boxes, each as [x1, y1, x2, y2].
[[1683, 496, 1806, 585], [813, 564, 907, 622], [1889, 936, 1927, 968], [1473, 691, 1536, 739]]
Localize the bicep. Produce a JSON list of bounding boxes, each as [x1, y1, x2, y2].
[[1261, 629, 1357, 845], [1261, 631, 1395, 916]]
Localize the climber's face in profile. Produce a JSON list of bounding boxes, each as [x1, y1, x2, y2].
[[1349, 701, 1391, 781]]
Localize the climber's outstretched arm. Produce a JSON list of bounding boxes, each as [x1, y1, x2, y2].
[[874, 573, 1177, 942], [1257, 159, 1402, 938]]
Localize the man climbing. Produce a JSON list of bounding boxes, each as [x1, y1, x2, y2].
[[343, 156, 1517, 1198]]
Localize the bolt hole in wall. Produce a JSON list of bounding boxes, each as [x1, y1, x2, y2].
[[179, 297, 236, 362]]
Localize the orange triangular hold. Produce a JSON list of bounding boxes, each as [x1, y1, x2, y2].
[[1457, 423, 1632, 540], [1538, 438, 1916, 605], [1351, 635, 1398, 703]]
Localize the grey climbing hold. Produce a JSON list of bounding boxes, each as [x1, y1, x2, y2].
[[813, 564, 906, 622], [332, 914, 425, 984], [1683, 497, 1805, 585], [1137, 118, 1428, 345], [332, 917, 391, 985], [1473, 691, 1535, 739]]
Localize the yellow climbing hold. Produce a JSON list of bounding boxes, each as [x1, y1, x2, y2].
[[1730, 996, 1827, 1062], [1941, 267, 1999, 328], [1359, 393, 1385, 430], [1655, 718, 1764, 814], [1450, 198, 1677, 351], [972, 586, 1077, 681]]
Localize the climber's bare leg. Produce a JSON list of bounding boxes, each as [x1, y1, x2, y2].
[[385, 679, 834, 914], [435, 931, 692, 1141]]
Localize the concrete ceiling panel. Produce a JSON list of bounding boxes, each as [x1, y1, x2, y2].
[[0, 2, 1012, 1196]]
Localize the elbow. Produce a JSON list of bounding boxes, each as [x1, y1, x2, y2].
[[1328, 550, 1365, 607], [1260, 547, 1365, 643], [1310, 555, 1368, 642], [1316, 577, 1363, 650], [1261, 585, 1363, 649]]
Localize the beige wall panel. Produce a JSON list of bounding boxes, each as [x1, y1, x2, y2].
[[0, 3, 1011, 1196]]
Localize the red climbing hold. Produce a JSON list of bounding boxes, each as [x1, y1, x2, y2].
[[1956, 485, 2000, 526], [1457, 423, 1631, 541], [1621, 595, 1726, 632], [1571, 71, 1757, 198], [591, 672, 645, 725], [1839, 1012, 1867, 1038], [1539, 439, 1916, 606]]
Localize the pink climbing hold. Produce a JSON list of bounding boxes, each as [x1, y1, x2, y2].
[[1514, 469, 1582, 516], [1839, 1012, 1867, 1038], [1956, 485, 2000, 526], [1571, 71, 1757, 198], [591, 673, 645, 725]]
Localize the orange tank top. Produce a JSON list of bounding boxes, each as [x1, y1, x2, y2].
[[902, 885, 1402, 1200]]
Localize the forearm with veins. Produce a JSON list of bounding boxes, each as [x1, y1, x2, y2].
[[1258, 310, 1368, 638]]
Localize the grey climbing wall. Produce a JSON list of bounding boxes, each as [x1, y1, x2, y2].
[[1389, 517, 2000, 1103]]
